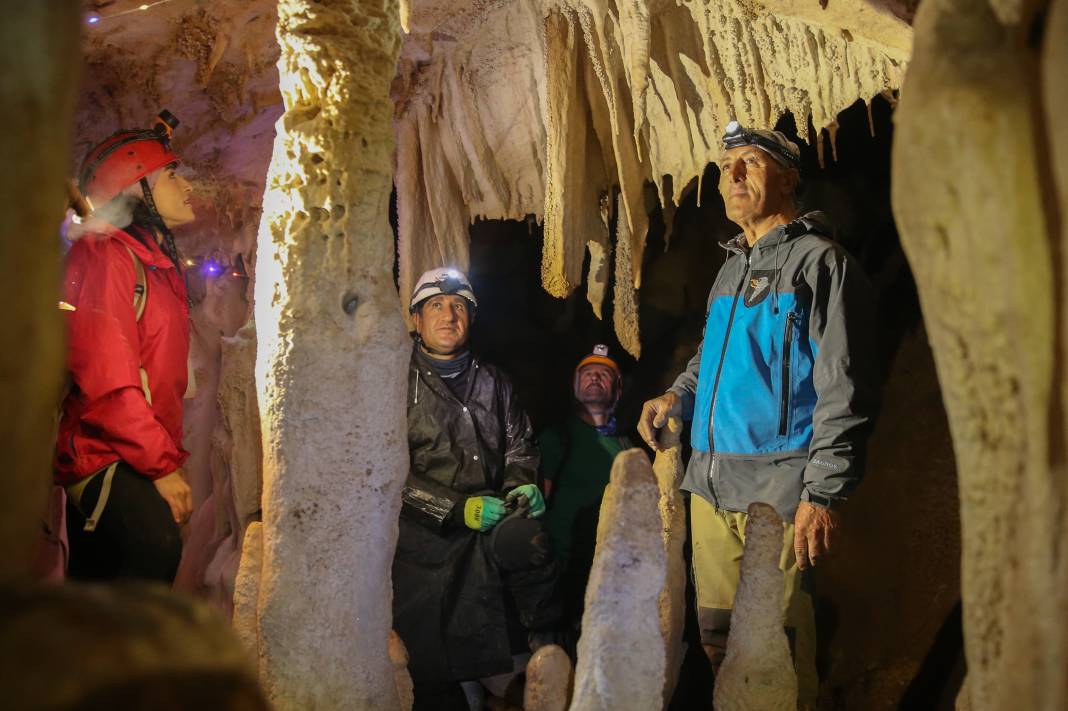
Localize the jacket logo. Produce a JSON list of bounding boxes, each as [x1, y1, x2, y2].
[[744, 270, 778, 307]]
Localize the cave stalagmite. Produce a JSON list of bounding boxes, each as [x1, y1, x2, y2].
[[0, 0, 1066, 710]]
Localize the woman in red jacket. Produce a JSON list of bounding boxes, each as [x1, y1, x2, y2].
[[56, 113, 195, 582]]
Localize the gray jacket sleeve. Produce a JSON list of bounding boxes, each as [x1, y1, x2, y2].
[[667, 285, 717, 420], [801, 244, 880, 507], [668, 343, 702, 420]]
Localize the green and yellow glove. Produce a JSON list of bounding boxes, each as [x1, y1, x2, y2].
[[506, 484, 546, 518], [463, 496, 508, 532]]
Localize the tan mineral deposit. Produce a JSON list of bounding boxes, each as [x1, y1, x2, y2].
[[570, 449, 667, 711], [713, 503, 798, 711]]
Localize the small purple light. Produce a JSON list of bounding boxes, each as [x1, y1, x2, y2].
[[86, 12, 101, 24]]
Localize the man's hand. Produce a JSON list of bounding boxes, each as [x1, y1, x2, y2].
[[793, 501, 840, 570], [154, 468, 193, 525], [463, 496, 508, 532], [638, 392, 681, 451], [506, 484, 546, 518]]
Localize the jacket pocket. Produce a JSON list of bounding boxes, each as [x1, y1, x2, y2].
[[778, 312, 798, 437]]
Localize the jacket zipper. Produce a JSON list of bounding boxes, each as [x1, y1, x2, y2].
[[779, 312, 796, 437], [706, 251, 750, 505]]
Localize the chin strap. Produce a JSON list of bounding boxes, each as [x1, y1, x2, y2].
[[139, 177, 182, 271]]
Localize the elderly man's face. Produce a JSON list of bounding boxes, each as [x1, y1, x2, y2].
[[717, 146, 797, 224], [413, 294, 471, 356], [575, 364, 617, 409]]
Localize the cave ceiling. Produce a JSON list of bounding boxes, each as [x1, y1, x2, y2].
[[79, 0, 914, 353]]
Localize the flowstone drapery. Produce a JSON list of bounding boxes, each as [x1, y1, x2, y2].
[[247, 0, 409, 707], [893, 1, 1068, 708]]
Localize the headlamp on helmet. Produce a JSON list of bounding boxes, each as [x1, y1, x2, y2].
[[575, 344, 622, 379], [721, 120, 802, 171], [409, 267, 478, 313]]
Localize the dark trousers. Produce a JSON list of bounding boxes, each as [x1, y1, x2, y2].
[[486, 513, 563, 641], [66, 462, 182, 583], [395, 513, 562, 684]]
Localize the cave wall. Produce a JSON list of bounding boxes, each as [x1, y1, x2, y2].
[[892, 1, 1067, 708]]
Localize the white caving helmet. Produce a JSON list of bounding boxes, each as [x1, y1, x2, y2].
[[409, 267, 478, 313]]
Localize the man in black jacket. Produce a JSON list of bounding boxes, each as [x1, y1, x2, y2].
[[393, 267, 561, 706]]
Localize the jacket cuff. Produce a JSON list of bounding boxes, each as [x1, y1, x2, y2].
[[800, 488, 842, 510], [134, 449, 183, 480], [666, 387, 695, 421]]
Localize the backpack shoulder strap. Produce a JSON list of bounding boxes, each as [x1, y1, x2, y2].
[[123, 245, 147, 322]]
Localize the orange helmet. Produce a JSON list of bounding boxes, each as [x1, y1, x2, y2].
[[78, 110, 180, 207], [575, 344, 622, 379]]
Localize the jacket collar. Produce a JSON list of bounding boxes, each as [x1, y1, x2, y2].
[[410, 344, 480, 404], [719, 210, 833, 255], [99, 223, 178, 270]]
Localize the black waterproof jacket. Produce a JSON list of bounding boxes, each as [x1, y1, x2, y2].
[[393, 346, 541, 683]]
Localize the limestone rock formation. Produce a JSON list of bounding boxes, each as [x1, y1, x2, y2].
[[816, 328, 960, 707], [523, 644, 572, 711], [389, 630, 415, 711], [232, 520, 262, 658], [713, 503, 798, 711], [174, 290, 257, 609], [653, 416, 686, 706], [570, 449, 666, 711], [249, 0, 410, 708], [893, 2, 1067, 709], [0, 582, 267, 709], [0, 1, 79, 583], [393, 0, 912, 353]]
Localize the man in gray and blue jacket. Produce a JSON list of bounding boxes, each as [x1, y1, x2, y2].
[[639, 122, 880, 707]]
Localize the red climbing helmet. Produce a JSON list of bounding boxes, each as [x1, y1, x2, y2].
[[78, 110, 181, 207]]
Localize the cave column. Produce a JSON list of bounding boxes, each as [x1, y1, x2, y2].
[[0, 2, 79, 582], [252, 0, 409, 708], [892, 1, 1066, 708]]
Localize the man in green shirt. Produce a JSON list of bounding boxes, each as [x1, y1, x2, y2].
[[540, 345, 634, 649]]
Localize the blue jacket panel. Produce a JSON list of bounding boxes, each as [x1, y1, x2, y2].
[[692, 291, 817, 454], [668, 212, 880, 518]]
